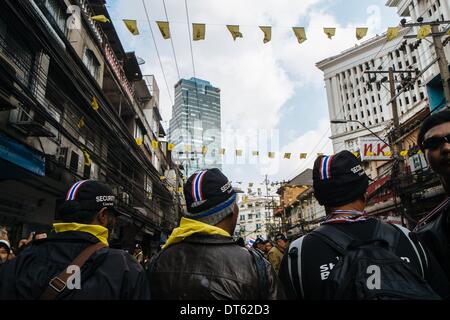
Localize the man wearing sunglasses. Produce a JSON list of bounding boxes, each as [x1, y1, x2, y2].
[[416, 110, 450, 279]]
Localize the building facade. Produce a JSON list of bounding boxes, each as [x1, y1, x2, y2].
[[386, 0, 450, 112], [234, 195, 275, 242], [0, 0, 182, 255], [169, 77, 221, 177]]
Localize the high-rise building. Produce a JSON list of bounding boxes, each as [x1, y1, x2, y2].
[[169, 77, 222, 176]]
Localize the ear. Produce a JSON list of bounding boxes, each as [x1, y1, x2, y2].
[[95, 207, 109, 227]]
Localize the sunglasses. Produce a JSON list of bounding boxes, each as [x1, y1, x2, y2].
[[422, 134, 450, 150]]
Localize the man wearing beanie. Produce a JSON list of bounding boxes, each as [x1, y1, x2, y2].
[[148, 168, 284, 299], [279, 150, 449, 300], [0, 180, 150, 300]]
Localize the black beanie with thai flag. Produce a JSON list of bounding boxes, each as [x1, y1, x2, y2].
[[313, 150, 369, 207]]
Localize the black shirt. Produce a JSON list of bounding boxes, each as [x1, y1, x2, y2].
[[279, 218, 450, 299]]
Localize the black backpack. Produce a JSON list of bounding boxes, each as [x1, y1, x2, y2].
[[292, 222, 441, 300]]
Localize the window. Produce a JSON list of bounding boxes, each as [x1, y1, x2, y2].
[[420, 92, 425, 100], [405, 97, 409, 105], [83, 48, 100, 80], [413, 56, 417, 64], [360, 111, 364, 118], [70, 151, 80, 173], [42, 0, 67, 33], [398, 61, 403, 69], [373, 107, 377, 114], [372, 96, 375, 103], [380, 105, 383, 113], [248, 214, 253, 220], [413, 95, 417, 103], [240, 215, 245, 221]]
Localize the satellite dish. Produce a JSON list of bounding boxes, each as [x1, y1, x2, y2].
[[137, 56, 145, 65]]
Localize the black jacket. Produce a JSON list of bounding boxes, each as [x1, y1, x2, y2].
[[0, 231, 150, 300], [148, 234, 285, 300], [416, 199, 450, 278]]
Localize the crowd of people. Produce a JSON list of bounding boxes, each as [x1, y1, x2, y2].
[[0, 111, 450, 300]]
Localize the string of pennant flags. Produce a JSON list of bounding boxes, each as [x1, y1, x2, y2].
[[89, 14, 449, 42]]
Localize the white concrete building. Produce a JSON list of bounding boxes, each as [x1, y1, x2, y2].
[[316, 27, 428, 156], [234, 196, 274, 242], [386, 0, 450, 111]]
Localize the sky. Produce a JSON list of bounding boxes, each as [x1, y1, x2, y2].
[[107, 0, 400, 194]]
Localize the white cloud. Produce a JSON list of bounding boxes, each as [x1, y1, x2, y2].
[[107, 0, 389, 184]]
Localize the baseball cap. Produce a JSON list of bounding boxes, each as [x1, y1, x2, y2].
[[57, 180, 119, 219], [274, 234, 287, 242], [0, 240, 11, 253], [313, 150, 369, 207], [184, 168, 242, 225]]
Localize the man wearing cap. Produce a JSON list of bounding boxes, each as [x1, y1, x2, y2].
[[0, 239, 13, 265], [0, 180, 150, 300], [415, 110, 450, 279], [148, 168, 284, 300], [278, 150, 449, 299], [267, 234, 287, 274]]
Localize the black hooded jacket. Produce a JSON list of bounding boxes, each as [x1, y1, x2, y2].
[[148, 234, 285, 300], [0, 231, 150, 300]]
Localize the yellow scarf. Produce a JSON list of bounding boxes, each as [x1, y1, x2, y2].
[[53, 223, 109, 246], [163, 217, 230, 249]]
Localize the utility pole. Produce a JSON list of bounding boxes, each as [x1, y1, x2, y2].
[[365, 67, 419, 225]]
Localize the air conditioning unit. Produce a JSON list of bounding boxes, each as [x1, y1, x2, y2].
[[55, 146, 69, 166]]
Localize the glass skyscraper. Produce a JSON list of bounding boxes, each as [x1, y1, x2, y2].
[[169, 77, 222, 177]]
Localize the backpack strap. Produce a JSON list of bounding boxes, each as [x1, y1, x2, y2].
[[40, 242, 106, 300], [249, 248, 269, 300], [288, 236, 305, 299], [390, 224, 426, 278], [310, 225, 354, 255]]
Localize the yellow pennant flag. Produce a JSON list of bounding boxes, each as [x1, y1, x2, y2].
[[268, 152, 275, 158], [417, 150, 423, 155], [400, 150, 409, 157], [386, 27, 400, 41], [293, 27, 307, 44], [353, 151, 360, 157], [417, 25, 431, 39], [252, 151, 259, 156], [123, 19, 139, 35], [83, 151, 92, 166], [91, 96, 99, 111], [299, 153, 307, 159], [77, 116, 85, 129], [219, 148, 225, 155], [202, 146, 208, 155], [284, 153, 291, 159], [324, 28, 336, 39], [356, 27, 368, 40], [259, 26, 271, 43], [447, 29, 450, 36], [383, 151, 393, 156], [156, 21, 171, 39], [135, 137, 143, 146], [151, 140, 159, 149], [178, 187, 183, 193], [243, 195, 249, 204], [193, 23, 205, 41], [160, 176, 166, 181], [91, 15, 110, 23], [227, 25, 243, 41], [168, 186, 174, 192], [184, 145, 192, 152], [236, 149, 243, 156], [168, 143, 175, 151], [367, 151, 374, 156], [317, 153, 324, 157]]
